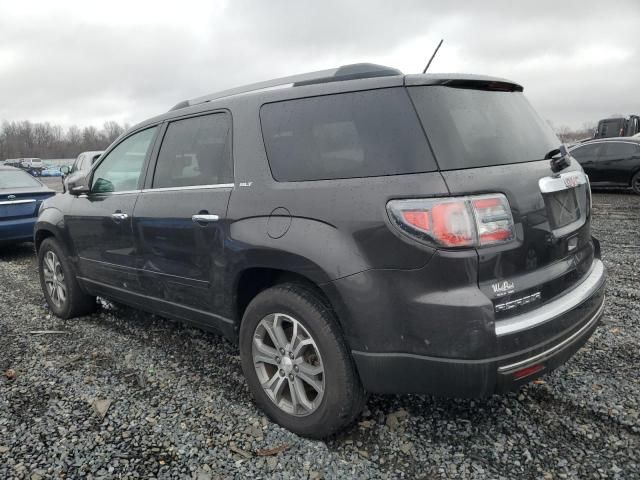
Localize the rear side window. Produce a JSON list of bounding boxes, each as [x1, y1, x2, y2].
[[409, 86, 559, 170], [600, 142, 637, 160], [260, 88, 436, 181], [153, 113, 233, 189]]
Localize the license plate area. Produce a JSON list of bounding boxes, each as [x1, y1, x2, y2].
[[543, 188, 580, 229], [538, 171, 588, 236]]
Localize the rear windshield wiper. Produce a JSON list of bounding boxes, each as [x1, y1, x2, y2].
[[545, 144, 570, 173]]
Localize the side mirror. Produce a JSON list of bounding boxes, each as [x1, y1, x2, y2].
[[65, 172, 91, 196]]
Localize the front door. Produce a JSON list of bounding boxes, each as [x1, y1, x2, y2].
[[571, 143, 603, 182], [67, 126, 158, 291], [133, 112, 233, 327]]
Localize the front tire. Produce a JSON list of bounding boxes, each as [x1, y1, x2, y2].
[[239, 283, 365, 438], [38, 237, 96, 319]]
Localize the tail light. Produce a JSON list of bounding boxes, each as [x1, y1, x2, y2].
[[387, 194, 515, 248]]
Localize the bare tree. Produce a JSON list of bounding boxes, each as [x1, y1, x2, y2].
[[0, 120, 129, 159]]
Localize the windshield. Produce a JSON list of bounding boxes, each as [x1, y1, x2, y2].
[[0, 170, 43, 188], [408, 86, 559, 170]]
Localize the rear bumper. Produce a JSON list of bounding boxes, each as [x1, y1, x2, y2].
[[0, 217, 37, 243], [350, 258, 606, 397]]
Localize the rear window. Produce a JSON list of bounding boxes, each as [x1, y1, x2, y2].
[[600, 142, 637, 159], [260, 88, 436, 181], [0, 170, 42, 188], [408, 86, 559, 170]]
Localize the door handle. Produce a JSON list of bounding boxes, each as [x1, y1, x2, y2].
[[111, 212, 129, 221], [192, 214, 219, 223]]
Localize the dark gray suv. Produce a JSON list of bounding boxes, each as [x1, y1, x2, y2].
[[35, 64, 606, 438]]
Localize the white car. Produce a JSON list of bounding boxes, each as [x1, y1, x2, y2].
[[20, 158, 43, 169]]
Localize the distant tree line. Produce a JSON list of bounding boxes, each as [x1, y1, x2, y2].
[[552, 122, 597, 144], [0, 120, 129, 160], [0, 117, 604, 160]]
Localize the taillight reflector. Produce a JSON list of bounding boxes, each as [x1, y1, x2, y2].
[[512, 364, 545, 381], [402, 211, 430, 232]]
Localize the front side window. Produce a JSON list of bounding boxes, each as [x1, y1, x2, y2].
[[71, 155, 84, 173], [570, 144, 602, 164], [91, 127, 157, 193], [152, 113, 233, 188], [260, 88, 436, 181]]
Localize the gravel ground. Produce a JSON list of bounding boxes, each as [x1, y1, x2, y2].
[[1, 191, 639, 479]]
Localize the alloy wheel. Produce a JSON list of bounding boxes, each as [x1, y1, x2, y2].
[[42, 250, 67, 308], [252, 313, 325, 416]]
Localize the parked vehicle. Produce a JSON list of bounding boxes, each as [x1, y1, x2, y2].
[[18, 157, 44, 176], [569, 137, 640, 194], [35, 63, 606, 438], [594, 116, 640, 138], [60, 151, 104, 191], [4, 159, 23, 168], [20, 157, 43, 169], [0, 166, 55, 244], [68, 151, 104, 175], [40, 166, 64, 177]]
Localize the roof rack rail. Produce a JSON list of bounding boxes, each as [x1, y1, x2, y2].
[[169, 63, 402, 111]]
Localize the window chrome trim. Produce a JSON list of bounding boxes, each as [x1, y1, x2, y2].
[[498, 297, 604, 373], [90, 189, 141, 196], [0, 199, 36, 206], [538, 171, 588, 193], [141, 183, 234, 193], [495, 259, 604, 337], [569, 140, 640, 150]]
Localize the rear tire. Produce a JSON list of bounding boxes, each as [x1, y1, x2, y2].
[[38, 237, 96, 319], [239, 283, 365, 438], [631, 172, 640, 195]]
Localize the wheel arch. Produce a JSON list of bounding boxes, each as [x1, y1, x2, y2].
[[34, 208, 73, 258], [233, 266, 336, 329]]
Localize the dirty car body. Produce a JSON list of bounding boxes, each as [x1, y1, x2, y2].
[[35, 64, 605, 435]]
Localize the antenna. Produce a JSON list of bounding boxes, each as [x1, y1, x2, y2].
[[422, 39, 443, 74]]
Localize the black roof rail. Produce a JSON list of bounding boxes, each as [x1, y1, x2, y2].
[[169, 63, 402, 111]]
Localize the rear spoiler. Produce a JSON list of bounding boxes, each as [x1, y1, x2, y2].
[[404, 74, 523, 92]]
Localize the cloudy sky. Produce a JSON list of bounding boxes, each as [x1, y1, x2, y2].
[[1, 0, 638, 130]]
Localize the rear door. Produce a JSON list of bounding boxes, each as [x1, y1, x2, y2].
[[66, 126, 158, 290], [133, 111, 233, 325], [408, 83, 594, 315], [596, 141, 638, 184]]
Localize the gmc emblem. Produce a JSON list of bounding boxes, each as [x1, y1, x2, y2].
[[563, 175, 580, 188]]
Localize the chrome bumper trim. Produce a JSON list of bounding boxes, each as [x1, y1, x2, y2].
[[498, 297, 604, 373], [0, 199, 36, 206], [495, 259, 605, 337]]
